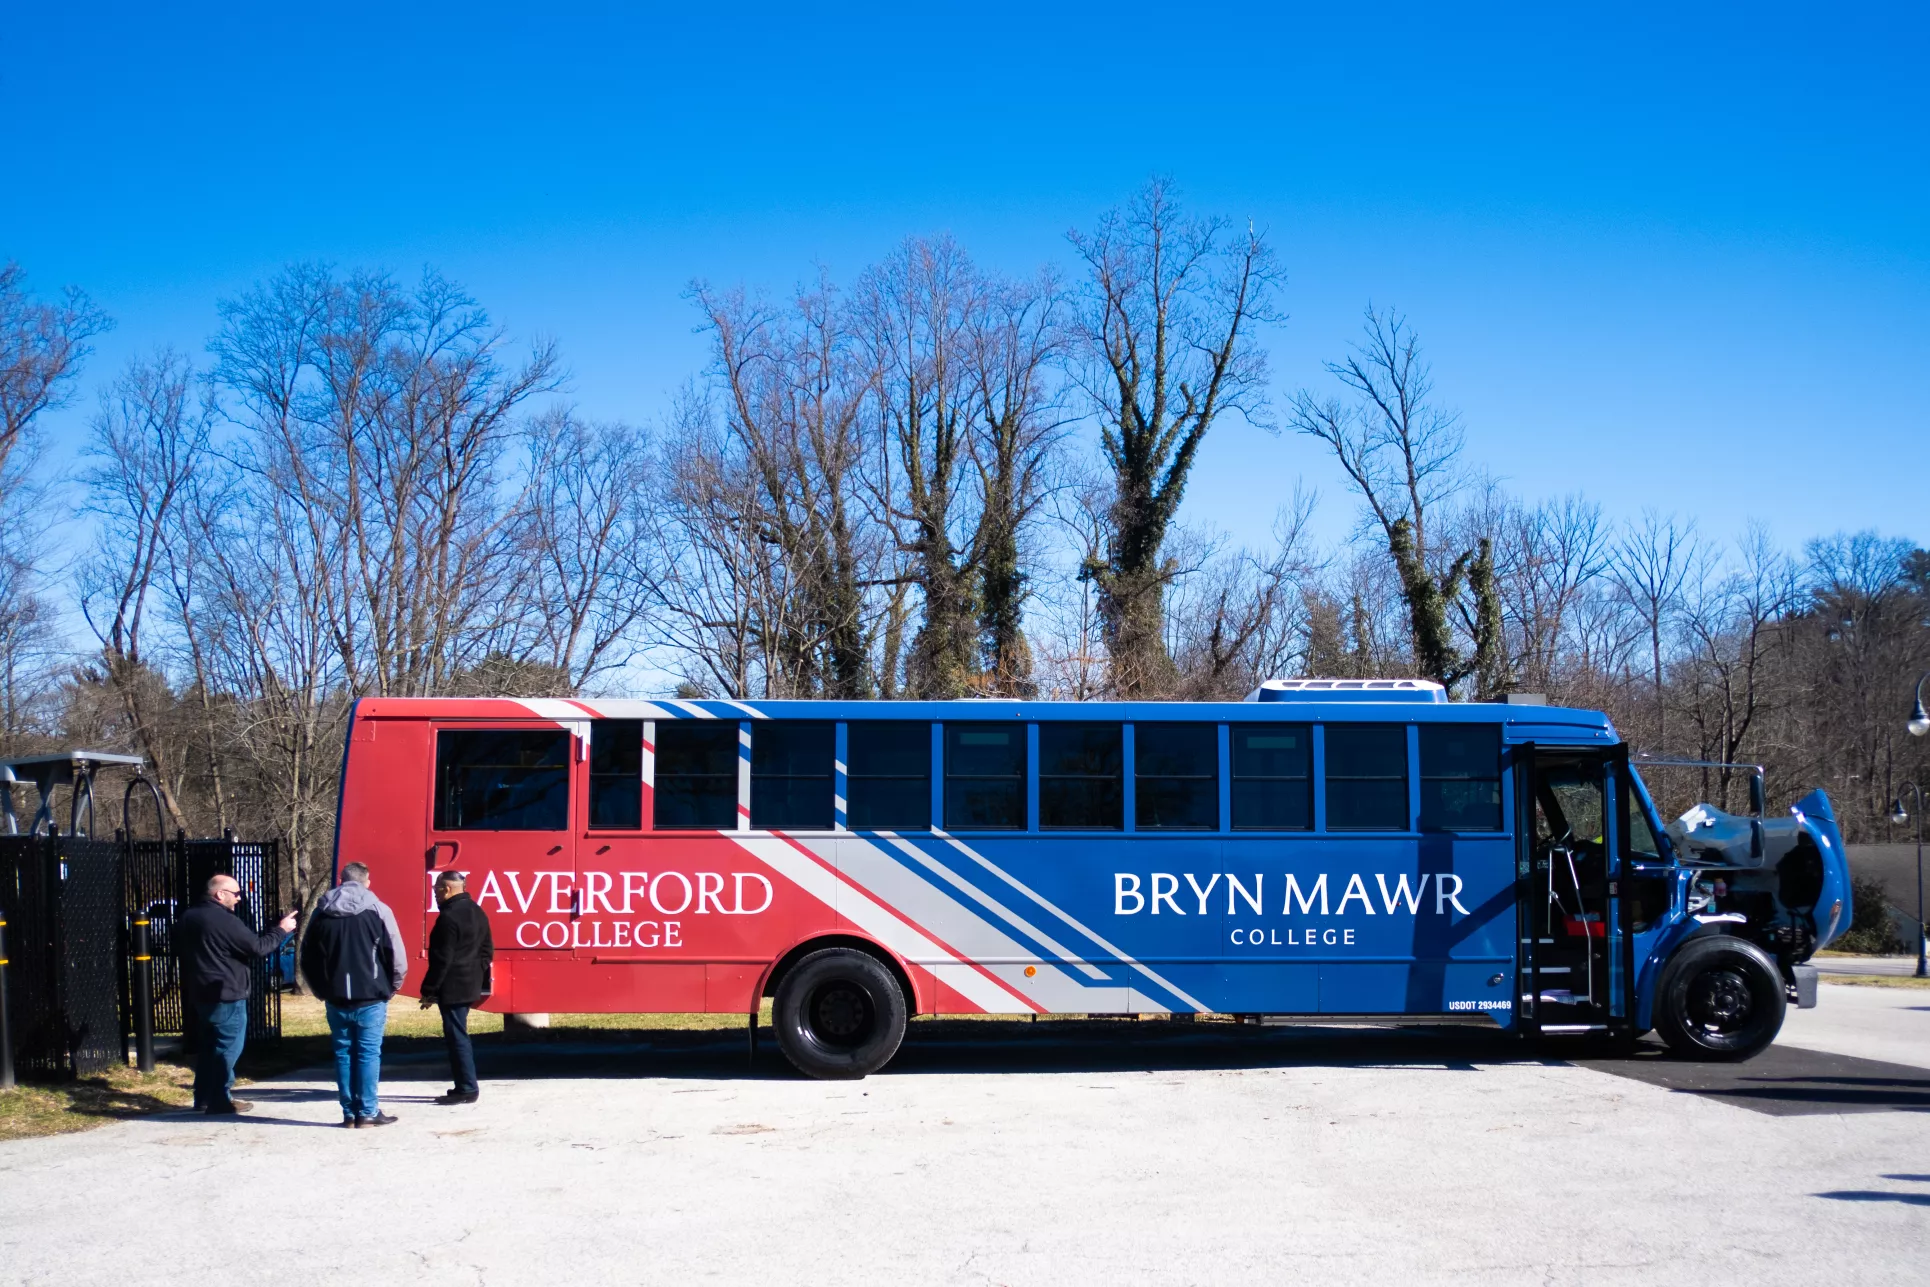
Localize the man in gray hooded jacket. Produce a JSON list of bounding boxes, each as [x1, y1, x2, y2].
[[299, 862, 408, 1127]]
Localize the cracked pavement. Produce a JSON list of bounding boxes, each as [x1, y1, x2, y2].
[[3, 985, 1926, 1286]]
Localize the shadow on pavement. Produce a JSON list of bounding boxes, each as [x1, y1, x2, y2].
[[1578, 1041, 1930, 1116], [247, 1018, 1930, 1118]]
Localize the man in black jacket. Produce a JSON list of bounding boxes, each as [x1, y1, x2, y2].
[[419, 869, 494, 1104], [173, 874, 297, 1115], [299, 862, 407, 1128]]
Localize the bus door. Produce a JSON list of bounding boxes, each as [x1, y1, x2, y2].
[[575, 716, 711, 1011], [1515, 744, 1628, 1038], [425, 720, 583, 966]]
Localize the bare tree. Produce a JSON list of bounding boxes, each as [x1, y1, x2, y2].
[[211, 265, 563, 700], [690, 280, 878, 697], [0, 550, 62, 749], [1675, 525, 1798, 808], [651, 413, 778, 697], [968, 269, 1063, 695], [1071, 180, 1278, 695], [1168, 492, 1319, 697], [0, 262, 110, 482], [79, 351, 211, 830], [522, 410, 655, 690], [1610, 509, 1698, 750], [855, 238, 982, 697], [1497, 494, 1611, 694], [1290, 307, 1503, 693]]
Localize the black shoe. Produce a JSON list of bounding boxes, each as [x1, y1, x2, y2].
[[355, 1113, 398, 1128], [342, 1116, 357, 1128], [204, 1102, 244, 1116], [435, 1090, 479, 1105]]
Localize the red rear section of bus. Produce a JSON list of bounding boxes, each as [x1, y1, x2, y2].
[[338, 698, 977, 1017]]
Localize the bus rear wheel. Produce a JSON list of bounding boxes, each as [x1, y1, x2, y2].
[[773, 948, 908, 1080], [1654, 935, 1786, 1061]]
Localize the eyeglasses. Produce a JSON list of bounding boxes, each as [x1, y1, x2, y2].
[[214, 887, 241, 899]]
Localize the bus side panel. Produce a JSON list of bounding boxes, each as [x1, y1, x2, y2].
[[911, 834, 1142, 1014], [1204, 963, 1320, 1014], [1311, 835, 1515, 1016], [706, 963, 763, 1013], [507, 959, 707, 1013], [338, 716, 434, 978]]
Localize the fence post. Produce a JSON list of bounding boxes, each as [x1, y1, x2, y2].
[[0, 914, 13, 1090], [131, 914, 154, 1074]]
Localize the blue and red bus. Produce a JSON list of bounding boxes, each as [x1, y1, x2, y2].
[[335, 679, 1851, 1077]]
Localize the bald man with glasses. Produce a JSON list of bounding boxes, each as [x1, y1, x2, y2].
[[174, 874, 297, 1115]]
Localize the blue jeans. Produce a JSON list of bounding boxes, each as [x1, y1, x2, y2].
[[192, 999, 248, 1110], [439, 1004, 477, 1095], [325, 1000, 388, 1120]]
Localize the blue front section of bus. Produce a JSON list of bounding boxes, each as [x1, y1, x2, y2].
[[709, 695, 1617, 1023], [853, 827, 1521, 1021]]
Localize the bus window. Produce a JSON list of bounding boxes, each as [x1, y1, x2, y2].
[[1418, 725, 1502, 831], [846, 722, 930, 830], [944, 724, 1025, 830], [1325, 725, 1409, 831], [1231, 724, 1311, 830], [589, 720, 642, 829], [752, 721, 834, 830], [655, 722, 738, 829], [1039, 723, 1122, 830], [1136, 723, 1217, 830], [1625, 781, 1662, 860], [434, 729, 571, 831]]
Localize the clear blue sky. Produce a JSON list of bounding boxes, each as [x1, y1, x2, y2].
[[6, 2, 1926, 557]]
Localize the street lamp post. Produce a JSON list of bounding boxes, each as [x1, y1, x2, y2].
[[1890, 783, 1927, 978], [1901, 671, 1930, 975]]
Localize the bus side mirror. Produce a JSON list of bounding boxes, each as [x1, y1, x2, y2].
[[1749, 774, 1765, 817]]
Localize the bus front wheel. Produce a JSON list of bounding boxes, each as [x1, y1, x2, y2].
[[1654, 935, 1786, 1061], [773, 948, 908, 1080]]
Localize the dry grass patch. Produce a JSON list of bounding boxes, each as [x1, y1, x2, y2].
[[1821, 974, 1930, 989], [280, 994, 772, 1037], [0, 1064, 195, 1142]]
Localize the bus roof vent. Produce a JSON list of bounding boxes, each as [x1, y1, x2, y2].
[[1243, 678, 1448, 705]]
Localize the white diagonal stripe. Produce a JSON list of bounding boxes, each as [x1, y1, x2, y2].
[[931, 828, 1207, 1012], [803, 835, 1128, 1012], [877, 833, 1110, 981], [721, 832, 1033, 1014]]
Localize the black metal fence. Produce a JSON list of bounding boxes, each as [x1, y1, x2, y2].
[[0, 832, 283, 1079], [0, 836, 129, 1077]]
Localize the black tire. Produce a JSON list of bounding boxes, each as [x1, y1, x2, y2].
[[1653, 935, 1786, 1061], [772, 948, 908, 1080]]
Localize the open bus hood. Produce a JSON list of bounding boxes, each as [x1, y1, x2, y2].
[[1665, 789, 1852, 949]]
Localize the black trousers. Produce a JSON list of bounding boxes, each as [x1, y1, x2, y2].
[[438, 1003, 477, 1094]]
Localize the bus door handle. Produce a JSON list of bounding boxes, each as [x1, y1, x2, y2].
[[428, 840, 461, 872]]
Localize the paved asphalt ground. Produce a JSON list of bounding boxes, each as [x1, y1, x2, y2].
[[4, 985, 1926, 1287], [1815, 952, 1925, 978]]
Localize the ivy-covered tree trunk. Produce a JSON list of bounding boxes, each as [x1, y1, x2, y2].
[[1070, 182, 1277, 697], [1467, 539, 1511, 699]]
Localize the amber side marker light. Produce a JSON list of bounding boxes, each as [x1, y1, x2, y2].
[[1024, 966, 1037, 978]]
